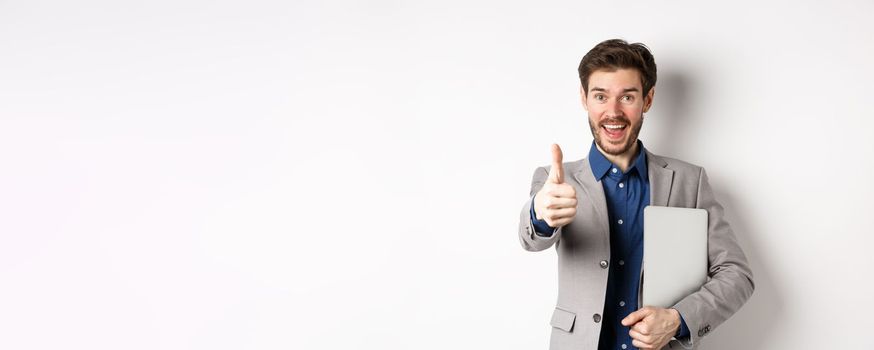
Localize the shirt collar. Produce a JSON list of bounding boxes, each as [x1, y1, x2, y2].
[[587, 140, 649, 182]]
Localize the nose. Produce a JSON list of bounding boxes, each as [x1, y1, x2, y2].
[[604, 99, 623, 118]]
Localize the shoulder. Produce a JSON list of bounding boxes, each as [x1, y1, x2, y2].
[[647, 151, 705, 178], [565, 158, 588, 174], [536, 157, 588, 174], [532, 158, 588, 182]]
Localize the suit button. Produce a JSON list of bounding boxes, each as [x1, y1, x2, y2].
[[593, 313, 601, 323], [599, 260, 609, 269]]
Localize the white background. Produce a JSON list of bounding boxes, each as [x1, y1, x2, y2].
[[1, 0, 872, 349]]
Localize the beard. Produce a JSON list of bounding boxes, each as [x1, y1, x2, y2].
[[588, 115, 643, 156]]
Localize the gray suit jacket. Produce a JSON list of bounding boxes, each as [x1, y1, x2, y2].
[[518, 149, 754, 350]]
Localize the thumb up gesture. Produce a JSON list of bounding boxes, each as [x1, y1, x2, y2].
[[534, 144, 578, 228]]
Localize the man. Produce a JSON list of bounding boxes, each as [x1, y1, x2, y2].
[[517, 39, 754, 350]]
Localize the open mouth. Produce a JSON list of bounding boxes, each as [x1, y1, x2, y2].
[[601, 123, 627, 139]]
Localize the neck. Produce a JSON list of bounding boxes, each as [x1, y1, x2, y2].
[[596, 141, 639, 173]]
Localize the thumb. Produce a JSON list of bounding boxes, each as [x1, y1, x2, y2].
[[621, 307, 653, 327], [547, 143, 564, 184]]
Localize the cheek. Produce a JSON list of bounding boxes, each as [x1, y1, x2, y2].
[[587, 108, 603, 123], [622, 106, 644, 119], [586, 103, 605, 114]]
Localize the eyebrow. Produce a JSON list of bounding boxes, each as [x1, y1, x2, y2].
[[590, 87, 640, 93]]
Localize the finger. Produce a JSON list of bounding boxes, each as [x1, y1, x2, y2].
[[547, 143, 564, 184], [546, 208, 576, 221], [628, 329, 653, 344], [632, 321, 651, 335], [621, 307, 652, 327], [551, 217, 573, 227], [632, 339, 655, 349], [546, 206, 577, 221], [548, 184, 577, 198], [544, 197, 577, 209]]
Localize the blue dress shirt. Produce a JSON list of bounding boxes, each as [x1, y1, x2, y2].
[[530, 141, 689, 349]]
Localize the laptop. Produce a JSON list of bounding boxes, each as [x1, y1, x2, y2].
[[641, 206, 708, 308]]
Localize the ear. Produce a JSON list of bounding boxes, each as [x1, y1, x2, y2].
[[642, 87, 655, 113], [580, 85, 588, 111]]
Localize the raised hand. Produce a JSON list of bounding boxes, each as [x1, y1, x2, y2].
[[534, 144, 578, 228]]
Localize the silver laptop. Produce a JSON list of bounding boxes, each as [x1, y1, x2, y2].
[[642, 206, 708, 308]]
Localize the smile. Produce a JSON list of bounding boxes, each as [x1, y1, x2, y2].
[[602, 124, 627, 139]]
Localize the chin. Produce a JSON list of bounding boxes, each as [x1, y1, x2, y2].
[[598, 138, 634, 156]]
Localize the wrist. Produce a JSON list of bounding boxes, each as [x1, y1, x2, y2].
[[669, 308, 681, 334]]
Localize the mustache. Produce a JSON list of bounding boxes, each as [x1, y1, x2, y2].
[[599, 117, 630, 126]]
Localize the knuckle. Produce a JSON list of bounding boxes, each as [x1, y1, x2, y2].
[[642, 335, 653, 343]]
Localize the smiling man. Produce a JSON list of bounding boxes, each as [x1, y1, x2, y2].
[[518, 39, 754, 350]]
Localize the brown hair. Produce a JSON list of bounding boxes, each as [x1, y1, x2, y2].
[[578, 39, 657, 96]]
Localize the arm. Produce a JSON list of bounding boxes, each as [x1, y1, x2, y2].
[[671, 168, 755, 348], [518, 144, 577, 252], [518, 166, 563, 252]]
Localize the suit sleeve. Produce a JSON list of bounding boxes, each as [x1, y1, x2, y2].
[[670, 168, 755, 348], [518, 166, 563, 252]]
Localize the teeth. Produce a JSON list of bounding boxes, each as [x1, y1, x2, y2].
[[604, 125, 625, 129]]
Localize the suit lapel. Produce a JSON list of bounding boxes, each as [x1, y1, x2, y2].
[[572, 159, 610, 238], [647, 150, 674, 207]]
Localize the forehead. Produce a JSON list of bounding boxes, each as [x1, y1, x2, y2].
[[587, 68, 643, 93]]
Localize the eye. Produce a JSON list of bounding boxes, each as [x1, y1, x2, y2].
[[621, 95, 634, 102], [594, 94, 606, 101]]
